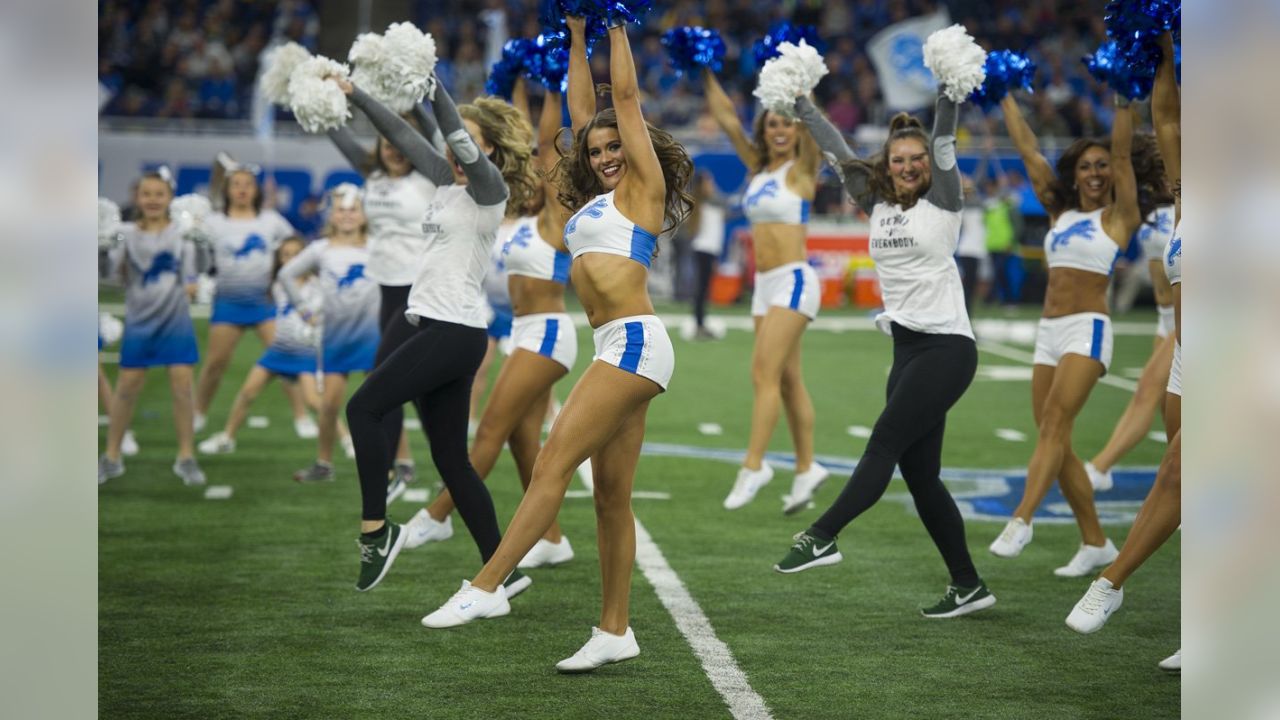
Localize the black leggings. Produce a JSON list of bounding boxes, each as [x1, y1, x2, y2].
[[374, 285, 423, 469], [693, 251, 716, 328], [346, 318, 500, 561], [812, 324, 981, 587]]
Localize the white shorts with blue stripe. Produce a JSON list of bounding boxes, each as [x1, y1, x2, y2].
[[751, 261, 821, 319], [592, 314, 674, 391], [512, 312, 578, 372], [1033, 312, 1114, 373], [1167, 340, 1181, 397]]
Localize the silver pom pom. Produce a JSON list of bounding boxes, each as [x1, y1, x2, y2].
[[98, 198, 121, 249], [171, 194, 214, 243]]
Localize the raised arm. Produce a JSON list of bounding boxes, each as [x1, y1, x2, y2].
[[566, 17, 596, 132], [608, 24, 664, 228], [536, 88, 574, 246], [325, 127, 370, 175], [537, 90, 563, 173], [512, 76, 531, 125], [1104, 100, 1141, 239], [924, 96, 963, 212], [345, 83, 454, 185], [410, 101, 448, 155], [277, 242, 323, 320], [1152, 32, 1180, 210], [793, 95, 875, 209], [702, 68, 758, 171], [999, 94, 1058, 214], [430, 77, 509, 207]]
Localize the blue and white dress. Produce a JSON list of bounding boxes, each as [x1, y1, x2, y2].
[[205, 209, 296, 326], [279, 240, 380, 375], [102, 222, 200, 368]]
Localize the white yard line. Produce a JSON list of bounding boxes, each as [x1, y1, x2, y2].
[[633, 518, 775, 720], [978, 340, 1138, 392]]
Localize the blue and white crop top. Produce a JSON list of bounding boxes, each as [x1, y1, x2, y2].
[[503, 215, 570, 284], [1044, 208, 1119, 275], [1165, 220, 1181, 286], [743, 160, 810, 225], [484, 222, 512, 309], [564, 191, 657, 269], [1138, 205, 1175, 262]]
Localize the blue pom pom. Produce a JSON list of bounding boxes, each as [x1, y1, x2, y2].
[[529, 32, 572, 92], [486, 39, 535, 100], [661, 26, 726, 77], [1174, 42, 1181, 84], [1104, 0, 1180, 44], [752, 22, 825, 68], [969, 50, 1037, 112], [1084, 39, 1161, 100]]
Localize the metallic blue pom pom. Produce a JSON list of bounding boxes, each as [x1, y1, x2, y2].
[[1084, 39, 1161, 100], [661, 27, 726, 77], [752, 22, 825, 68], [969, 50, 1037, 112], [1104, 0, 1180, 44], [485, 39, 535, 100], [531, 32, 572, 92]]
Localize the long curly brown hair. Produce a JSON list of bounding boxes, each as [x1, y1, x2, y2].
[[1046, 133, 1168, 219], [550, 107, 694, 234], [459, 97, 539, 219], [841, 112, 931, 209]]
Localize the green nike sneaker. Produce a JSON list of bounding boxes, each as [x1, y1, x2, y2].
[[773, 530, 843, 574], [921, 582, 996, 618], [355, 523, 407, 592]]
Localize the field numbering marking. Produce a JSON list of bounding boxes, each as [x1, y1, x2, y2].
[[203, 486, 233, 500]]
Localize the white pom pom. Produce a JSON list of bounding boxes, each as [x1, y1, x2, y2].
[[260, 41, 312, 106], [380, 22, 439, 111], [348, 33, 390, 102], [99, 313, 124, 346], [171, 194, 213, 241], [752, 40, 829, 117], [98, 198, 121, 248], [288, 57, 352, 133], [922, 25, 987, 103]]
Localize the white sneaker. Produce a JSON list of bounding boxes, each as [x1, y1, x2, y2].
[[723, 463, 774, 510], [1053, 539, 1119, 577], [1085, 461, 1113, 492], [782, 462, 830, 515], [1066, 577, 1124, 634], [555, 626, 640, 673], [121, 430, 140, 457], [518, 537, 574, 569], [421, 580, 510, 629], [193, 413, 207, 433], [198, 431, 236, 455], [341, 435, 355, 459], [294, 415, 319, 439], [576, 460, 594, 491], [404, 509, 453, 549], [1158, 648, 1181, 673], [989, 518, 1033, 557]]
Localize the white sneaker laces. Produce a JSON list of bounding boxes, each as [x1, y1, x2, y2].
[[998, 521, 1021, 543], [1079, 584, 1111, 614]]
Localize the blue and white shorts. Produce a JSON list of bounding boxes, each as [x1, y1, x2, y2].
[[1033, 312, 1114, 373], [1167, 340, 1181, 397], [751, 261, 821, 320], [120, 327, 199, 368], [257, 346, 317, 380], [211, 297, 276, 326], [487, 304, 514, 341], [512, 312, 578, 372], [323, 337, 377, 375], [1156, 305, 1176, 339], [592, 314, 674, 391]]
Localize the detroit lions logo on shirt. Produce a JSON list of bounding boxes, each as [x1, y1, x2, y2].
[[141, 251, 178, 286], [745, 179, 780, 209], [333, 264, 366, 290], [502, 224, 533, 257], [234, 234, 267, 259], [565, 197, 609, 238], [1050, 219, 1095, 252], [1166, 236, 1181, 267]]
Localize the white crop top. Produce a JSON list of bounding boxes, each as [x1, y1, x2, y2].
[[1044, 208, 1119, 275], [406, 185, 507, 329], [363, 170, 438, 286], [868, 199, 973, 339], [1165, 220, 1181, 286], [563, 191, 657, 269], [503, 215, 570, 284], [484, 222, 512, 309], [743, 160, 810, 225], [1138, 205, 1175, 262]]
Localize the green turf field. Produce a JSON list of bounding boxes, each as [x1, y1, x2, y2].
[[98, 301, 1179, 719]]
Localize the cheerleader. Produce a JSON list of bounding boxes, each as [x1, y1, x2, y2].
[[1084, 198, 1176, 491], [197, 237, 350, 455], [405, 77, 580, 567], [422, 17, 694, 674], [702, 64, 828, 513], [771, 88, 994, 617], [1067, 33, 1182, 673], [330, 71, 539, 593], [98, 170, 206, 486], [194, 165, 298, 430], [988, 90, 1166, 576], [278, 186, 380, 482], [327, 105, 453, 493]]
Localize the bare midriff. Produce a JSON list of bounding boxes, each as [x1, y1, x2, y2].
[[509, 275, 567, 317], [752, 222, 808, 272], [1043, 267, 1110, 318], [571, 253, 654, 328]]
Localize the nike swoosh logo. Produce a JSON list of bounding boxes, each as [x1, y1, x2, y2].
[[460, 601, 475, 611], [812, 542, 834, 556], [377, 531, 393, 557], [956, 588, 981, 606]]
